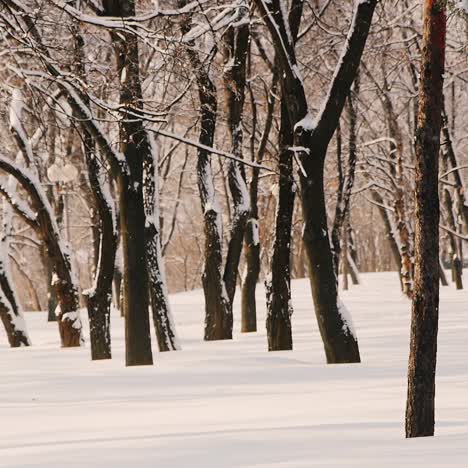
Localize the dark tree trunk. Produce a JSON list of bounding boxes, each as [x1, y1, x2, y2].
[[143, 137, 180, 352], [73, 26, 117, 360], [179, 0, 232, 341], [104, 0, 153, 366], [300, 153, 360, 363], [406, 0, 446, 439], [241, 219, 260, 333], [438, 260, 448, 287], [332, 77, 359, 278], [113, 263, 123, 316], [83, 147, 117, 361], [256, 0, 375, 363], [266, 100, 295, 351], [347, 222, 360, 285], [222, 7, 250, 306], [241, 73, 278, 333]]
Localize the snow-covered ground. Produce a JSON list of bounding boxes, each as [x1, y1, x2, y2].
[[1, 272, 467, 467]]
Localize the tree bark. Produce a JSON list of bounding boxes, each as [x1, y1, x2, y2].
[[406, 0, 446, 439], [222, 5, 251, 306], [0, 257, 30, 347], [266, 99, 295, 351], [104, 0, 153, 365], [143, 136, 180, 352], [179, 0, 232, 341], [241, 72, 278, 333]]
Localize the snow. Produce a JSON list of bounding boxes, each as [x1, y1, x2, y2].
[[0, 272, 467, 467]]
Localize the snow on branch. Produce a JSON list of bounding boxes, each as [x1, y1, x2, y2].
[[149, 127, 276, 174], [0, 183, 37, 226], [0, 155, 59, 233], [52, 0, 213, 30]]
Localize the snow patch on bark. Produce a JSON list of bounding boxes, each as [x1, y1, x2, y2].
[[337, 297, 356, 338]]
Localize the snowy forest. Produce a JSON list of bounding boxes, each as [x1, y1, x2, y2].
[[0, 0, 467, 466]]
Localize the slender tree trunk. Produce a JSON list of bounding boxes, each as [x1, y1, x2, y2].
[[179, 0, 232, 341], [222, 5, 251, 306], [241, 73, 278, 332], [73, 25, 116, 360], [406, 0, 446, 438], [347, 222, 360, 285], [144, 136, 180, 351], [438, 260, 448, 286], [0, 258, 30, 347], [266, 99, 295, 351], [83, 149, 117, 360]]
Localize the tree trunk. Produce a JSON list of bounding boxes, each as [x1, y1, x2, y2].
[[74, 25, 116, 360], [438, 259, 448, 286], [241, 72, 278, 333], [222, 7, 251, 306], [104, 0, 153, 366], [0, 259, 30, 347], [406, 0, 446, 438], [266, 99, 295, 351], [179, 0, 232, 341], [300, 154, 360, 363], [144, 136, 180, 352]]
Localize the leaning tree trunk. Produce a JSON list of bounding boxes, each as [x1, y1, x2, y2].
[[104, 0, 153, 366], [265, 99, 295, 351], [143, 135, 180, 352], [0, 258, 30, 347], [256, 0, 375, 363], [83, 147, 117, 360], [180, 0, 232, 341], [331, 77, 359, 279], [347, 221, 360, 285], [406, 0, 446, 439], [73, 24, 117, 360], [241, 72, 278, 333], [222, 5, 251, 308]]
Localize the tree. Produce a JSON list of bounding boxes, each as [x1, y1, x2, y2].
[[256, 0, 377, 363], [405, 0, 446, 439]]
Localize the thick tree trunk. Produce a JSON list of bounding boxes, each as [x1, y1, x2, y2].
[[406, 0, 446, 439], [266, 100, 295, 351], [104, 0, 153, 366], [300, 154, 360, 363]]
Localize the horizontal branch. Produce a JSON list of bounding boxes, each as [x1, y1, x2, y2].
[[149, 128, 276, 174]]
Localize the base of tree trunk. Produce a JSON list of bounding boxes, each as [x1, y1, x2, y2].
[[265, 278, 293, 351], [241, 241, 260, 333], [58, 316, 82, 347], [88, 299, 111, 360]]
